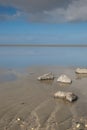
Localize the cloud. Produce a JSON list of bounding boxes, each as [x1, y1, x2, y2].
[[0, 11, 22, 21], [29, 0, 87, 23], [0, 0, 71, 13], [0, 0, 87, 22], [66, 0, 87, 22]]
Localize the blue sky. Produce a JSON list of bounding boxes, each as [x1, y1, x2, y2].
[[0, 1, 87, 44]]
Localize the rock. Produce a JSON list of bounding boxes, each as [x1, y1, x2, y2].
[[75, 68, 87, 74], [37, 72, 54, 80], [54, 91, 77, 102], [85, 124, 87, 128], [65, 92, 77, 102], [17, 118, 21, 121], [57, 74, 72, 84], [76, 123, 80, 128]]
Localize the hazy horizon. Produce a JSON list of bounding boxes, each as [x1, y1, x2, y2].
[[0, 44, 87, 47], [0, 46, 87, 68]]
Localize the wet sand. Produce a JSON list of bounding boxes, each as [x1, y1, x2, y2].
[[0, 66, 87, 130]]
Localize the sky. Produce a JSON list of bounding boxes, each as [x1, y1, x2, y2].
[[0, 0, 87, 44]]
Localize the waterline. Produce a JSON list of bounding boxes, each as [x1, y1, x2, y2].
[[0, 44, 87, 47]]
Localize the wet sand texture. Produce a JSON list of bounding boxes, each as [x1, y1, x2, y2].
[[0, 66, 87, 130]]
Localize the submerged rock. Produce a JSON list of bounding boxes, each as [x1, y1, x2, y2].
[[75, 68, 87, 74], [37, 72, 54, 80], [54, 91, 77, 102], [57, 74, 72, 84]]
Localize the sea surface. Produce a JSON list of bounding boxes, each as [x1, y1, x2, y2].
[[0, 46, 87, 68]]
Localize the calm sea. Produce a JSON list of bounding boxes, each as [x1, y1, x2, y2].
[[0, 46, 87, 68]]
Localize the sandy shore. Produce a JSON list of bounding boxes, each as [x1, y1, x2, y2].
[[0, 66, 87, 130]]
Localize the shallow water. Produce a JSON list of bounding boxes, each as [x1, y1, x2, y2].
[[0, 73, 17, 83], [0, 46, 87, 68]]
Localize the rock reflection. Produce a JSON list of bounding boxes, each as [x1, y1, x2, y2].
[[39, 80, 53, 86], [76, 73, 87, 80]]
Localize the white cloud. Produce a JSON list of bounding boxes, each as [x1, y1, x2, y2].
[[0, 0, 87, 22], [42, 0, 87, 22]]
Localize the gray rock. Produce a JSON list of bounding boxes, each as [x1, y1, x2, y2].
[[75, 68, 87, 74], [57, 74, 72, 84], [54, 91, 77, 102], [37, 72, 54, 80]]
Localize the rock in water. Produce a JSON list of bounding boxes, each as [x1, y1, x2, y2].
[[54, 91, 77, 102], [57, 74, 72, 84], [65, 92, 77, 102], [37, 72, 54, 80], [75, 68, 87, 74]]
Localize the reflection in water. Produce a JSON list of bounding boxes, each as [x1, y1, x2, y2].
[[58, 82, 71, 87], [76, 73, 87, 79], [0, 47, 87, 68], [0, 73, 17, 82], [38, 80, 54, 86]]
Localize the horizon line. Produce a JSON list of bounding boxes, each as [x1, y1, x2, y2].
[[0, 44, 87, 47]]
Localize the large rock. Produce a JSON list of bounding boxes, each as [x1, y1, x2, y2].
[[75, 68, 87, 74], [54, 91, 77, 102], [57, 74, 72, 84], [37, 72, 54, 80]]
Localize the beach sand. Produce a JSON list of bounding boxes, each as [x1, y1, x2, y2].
[[0, 66, 87, 130]]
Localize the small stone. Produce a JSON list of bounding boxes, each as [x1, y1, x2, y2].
[[37, 72, 54, 80], [76, 123, 80, 128], [17, 118, 21, 121], [57, 74, 72, 84], [75, 68, 87, 74], [85, 124, 87, 127]]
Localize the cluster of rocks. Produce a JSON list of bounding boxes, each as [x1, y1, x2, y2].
[[54, 91, 77, 102], [38, 72, 72, 84], [37, 68, 87, 103]]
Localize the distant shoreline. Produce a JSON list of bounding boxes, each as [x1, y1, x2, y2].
[[0, 44, 87, 47]]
